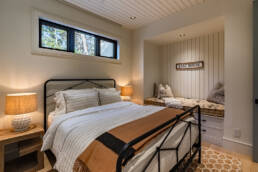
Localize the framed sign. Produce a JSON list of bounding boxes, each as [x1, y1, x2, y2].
[[176, 61, 204, 70]]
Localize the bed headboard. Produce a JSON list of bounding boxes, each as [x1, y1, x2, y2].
[[44, 79, 116, 131]]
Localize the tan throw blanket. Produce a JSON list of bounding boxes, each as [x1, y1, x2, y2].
[[73, 108, 185, 172]]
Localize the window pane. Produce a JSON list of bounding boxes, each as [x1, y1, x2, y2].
[[100, 40, 114, 58], [75, 32, 95, 56], [41, 25, 67, 50]]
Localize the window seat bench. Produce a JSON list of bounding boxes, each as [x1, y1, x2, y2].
[[144, 97, 224, 118]]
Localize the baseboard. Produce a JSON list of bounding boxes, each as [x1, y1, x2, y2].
[[223, 137, 253, 157]]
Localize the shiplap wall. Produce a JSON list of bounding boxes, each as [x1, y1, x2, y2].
[[161, 31, 224, 99]]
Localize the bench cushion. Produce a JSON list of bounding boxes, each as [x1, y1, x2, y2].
[[144, 97, 224, 118]]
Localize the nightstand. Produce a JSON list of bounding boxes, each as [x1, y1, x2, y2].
[[0, 124, 44, 172]]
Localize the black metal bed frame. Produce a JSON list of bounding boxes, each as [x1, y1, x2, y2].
[[116, 105, 201, 172], [43, 79, 201, 172], [43, 78, 116, 131]]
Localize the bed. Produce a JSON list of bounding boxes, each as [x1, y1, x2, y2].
[[42, 79, 202, 172]]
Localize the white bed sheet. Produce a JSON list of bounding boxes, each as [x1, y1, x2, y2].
[[42, 102, 198, 172]]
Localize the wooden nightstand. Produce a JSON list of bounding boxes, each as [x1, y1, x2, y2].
[[0, 124, 44, 172]]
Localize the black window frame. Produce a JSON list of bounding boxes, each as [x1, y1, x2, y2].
[[39, 19, 118, 59]]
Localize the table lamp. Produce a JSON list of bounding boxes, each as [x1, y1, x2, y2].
[[121, 85, 133, 101], [5, 93, 37, 132]]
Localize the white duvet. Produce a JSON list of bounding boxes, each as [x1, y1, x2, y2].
[[42, 102, 198, 172]]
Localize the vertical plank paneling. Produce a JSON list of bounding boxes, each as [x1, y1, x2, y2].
[[191, 39, 195, 98], [183, 40, 188, 98], [187, 39, 192, 98], [161, 31, 224, 99], [208, 33, 214, 93], [214, 32, 219, 88], [219, 32, 224, 83], [200, 36, 205, 99], [196, 37, 200, 98], [205, 34, 209, 98]]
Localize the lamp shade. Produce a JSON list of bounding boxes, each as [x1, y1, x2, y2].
[[121, 86, 133, 96], [5, 93, 37, 115]]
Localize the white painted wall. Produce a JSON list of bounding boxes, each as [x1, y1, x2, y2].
[[161, 31, 224, 100], [133, 0, 253, 156], [222, 0, 253, 155], [144, 41, 161, 98], [0, 0, 132, 129]]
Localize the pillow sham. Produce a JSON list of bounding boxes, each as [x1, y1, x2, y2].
[[98, 89, 122, 105], [158, 84, 174, 98], [207, 82, 225, 105], [63, 90, 99, 113], [97, 88, 117, 92], [54, 91, 66, 115], [53, 88, 99, 115]]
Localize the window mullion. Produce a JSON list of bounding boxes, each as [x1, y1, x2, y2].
[[114, 41, 117, 59], [96, 37, 100, 56], [68, 29, 74, 53]]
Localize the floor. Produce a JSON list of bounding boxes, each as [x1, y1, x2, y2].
[[37, 143, 258, 172]]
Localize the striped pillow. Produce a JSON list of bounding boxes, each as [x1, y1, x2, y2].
[[98, 89, 121, 105], [62, 89, 99, 113]]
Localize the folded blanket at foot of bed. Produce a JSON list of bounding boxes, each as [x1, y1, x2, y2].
[[73, 108, 185, 172]]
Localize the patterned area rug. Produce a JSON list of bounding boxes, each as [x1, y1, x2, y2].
[[186, 145, 242, 172], [46, 145, 242, 172]]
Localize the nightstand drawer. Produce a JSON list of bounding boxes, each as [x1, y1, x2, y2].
[[5, 143, 19, 162]]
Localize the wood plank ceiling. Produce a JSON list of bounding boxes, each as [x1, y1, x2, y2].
[[64, 0, 206, 29]]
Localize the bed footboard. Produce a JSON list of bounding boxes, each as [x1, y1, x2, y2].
[[116, 105, 201, 172]]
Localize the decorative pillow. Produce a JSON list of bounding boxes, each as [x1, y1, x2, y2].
[[158, 84, 174, 98], [54, 91, 66, 115], [63, 90, 99, 113], [98, 90, 122, 105], [207, 82, 225, 105], [157, 84, 164, 98], [97, 88, 117, 92], [164, 84, 174, 97], [54, 89, 98, 115]]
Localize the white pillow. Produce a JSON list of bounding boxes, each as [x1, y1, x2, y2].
[[53, 88, 98, 115], [165, 84, 174, 97], [63, 90, 99, 113], [158, 84, 174, 98], [98, 89, 121, 105], [97, 88, 117, 92], [54, 91, 66, 115]]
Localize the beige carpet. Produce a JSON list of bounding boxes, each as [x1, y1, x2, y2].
[[38, 145, 242, 172]]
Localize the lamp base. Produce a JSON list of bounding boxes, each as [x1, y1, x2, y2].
[[121, 96, 131, 101], [11, 114, 32, 132]]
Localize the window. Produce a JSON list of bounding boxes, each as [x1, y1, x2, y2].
[[39, 19, 118, 59], [75, 31, 95, 56], [40, 23, 68, 51], [100, 40, 115, 58]]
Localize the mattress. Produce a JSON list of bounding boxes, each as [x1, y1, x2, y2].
[[42, 102, 198, 172]]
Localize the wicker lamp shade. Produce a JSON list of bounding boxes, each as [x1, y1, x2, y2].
[[121, 86, 133, 96], [5, 93, 37, 115]]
